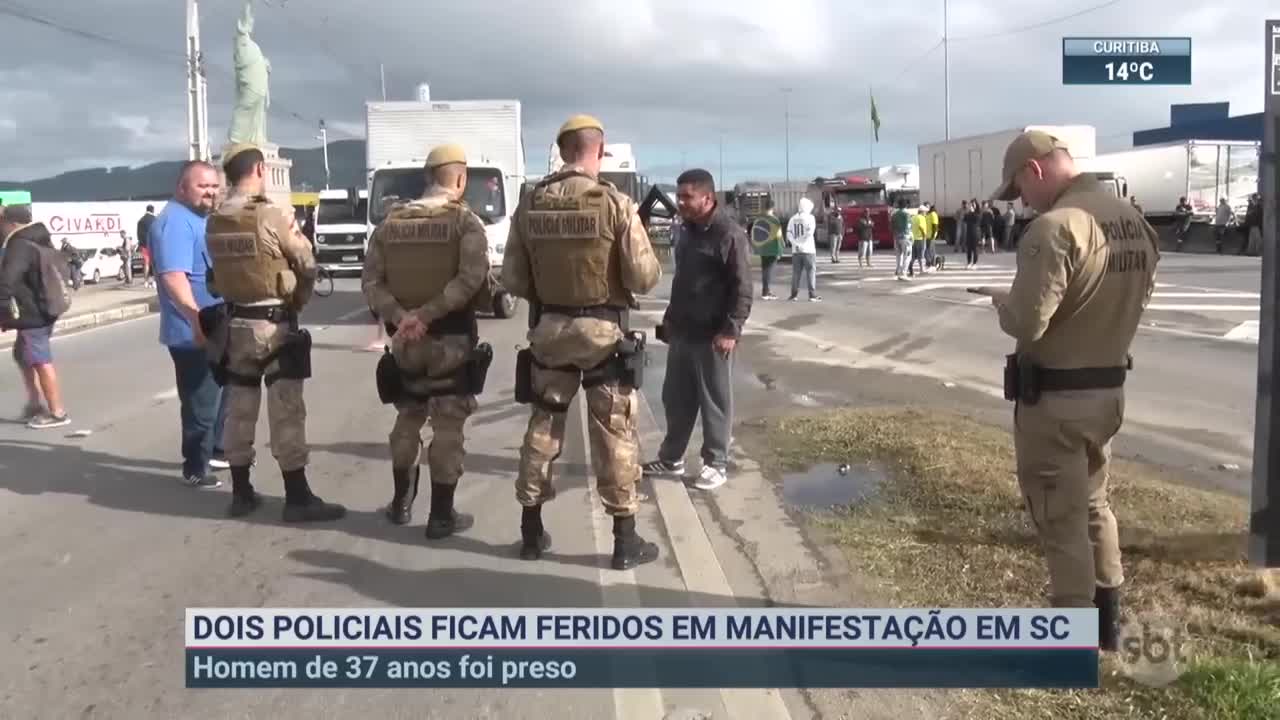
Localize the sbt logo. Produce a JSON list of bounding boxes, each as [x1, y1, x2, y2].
[[1118, 619, 1192, 687]]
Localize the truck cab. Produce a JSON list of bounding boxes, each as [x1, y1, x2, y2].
[[367, 162, 518, 317], [813, 177, 894, 251], [312, 188, 369, 275]]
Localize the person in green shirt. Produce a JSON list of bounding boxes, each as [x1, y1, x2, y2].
[[750, 207, 784, 300]]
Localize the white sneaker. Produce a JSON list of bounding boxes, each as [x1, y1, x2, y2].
[[692, 465, 728, 491]]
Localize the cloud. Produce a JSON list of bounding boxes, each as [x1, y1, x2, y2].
[[0, 0, 1268, 185]]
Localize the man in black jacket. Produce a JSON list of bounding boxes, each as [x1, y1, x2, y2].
[[0, 204, 70, 428], [643, 169, 752, 491]]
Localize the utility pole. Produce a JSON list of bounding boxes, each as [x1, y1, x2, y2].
[[1251, 17, 1280, 569], [719, 134, 724, 190], [185, 0, 209, 161], [869, 86, 874, 167], [782, 88, 792, 184], [380, 63, 387, 101], [943, 0, 951, 140], [318, 120, 331, 189]]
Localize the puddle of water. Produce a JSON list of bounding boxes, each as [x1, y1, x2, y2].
[[783, 462, 887, 508]]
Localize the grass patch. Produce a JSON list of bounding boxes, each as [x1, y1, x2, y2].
[[743, 407, 1280, 720]]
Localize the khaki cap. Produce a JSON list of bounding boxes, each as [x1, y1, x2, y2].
[[426, 143, 467, 169], [221, 142, 262, 167], [557, 114, 604, 140], [992, 130, 1071, 202]]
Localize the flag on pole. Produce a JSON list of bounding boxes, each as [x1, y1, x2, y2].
[[870, 92, 881, 142]]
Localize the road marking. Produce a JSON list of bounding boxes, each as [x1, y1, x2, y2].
[[635, 396, 795, 720], [152, 388, 179, 402], [577, 400, 666, 720], [1151, 292, 1259, 299], [1145, 304, 1259, 312], [863, 274, 1013, 283], [897, 281, 1011, 294], [968, 297, 993, 306], [1224, 320, 1260, 341], [336, 307, 372, 322]]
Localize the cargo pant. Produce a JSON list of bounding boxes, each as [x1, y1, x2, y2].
[[516, 315, 639, 517], [222, 317, 308, 472], [388, 333, 477, 483], [1014, 387, 1125, 607]]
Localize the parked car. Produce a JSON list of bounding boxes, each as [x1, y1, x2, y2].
[[79, 246, 125, 284]]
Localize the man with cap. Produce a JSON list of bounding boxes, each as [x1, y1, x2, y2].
[[972, 130, 1159, 651], [502, 114, 662, 569], [206, 142, 346, 523], [362, 143, 490, 538]]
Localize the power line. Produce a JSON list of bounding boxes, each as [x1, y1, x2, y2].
[[950, 0, 1126, 42], [889, 39, 946, 86]]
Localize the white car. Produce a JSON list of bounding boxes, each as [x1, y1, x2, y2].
[[79, 246, 126, 284]]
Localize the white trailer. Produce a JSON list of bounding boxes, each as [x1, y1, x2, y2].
[[835, 164, 920, 192], [917, 125, 1101, 226], [365, 96, 525, 318], [1092, 140, 1260, 220]]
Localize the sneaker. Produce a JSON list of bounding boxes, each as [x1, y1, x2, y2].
[[692, 465, 728, 491], [761, 293, 777, 301], [808, 296, 823, 302], [27, 413, 70, 430], [209, 452, 230, 471], [641, 459, 685, 477], [182, 474, 222, 490]]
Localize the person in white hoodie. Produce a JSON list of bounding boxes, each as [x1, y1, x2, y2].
[[786, 197, 821, 302]]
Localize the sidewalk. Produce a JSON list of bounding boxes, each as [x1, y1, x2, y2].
[[0, 281, 159, 349]]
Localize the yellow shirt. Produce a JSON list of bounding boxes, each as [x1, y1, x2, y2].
[[911, 213, 929, 241]]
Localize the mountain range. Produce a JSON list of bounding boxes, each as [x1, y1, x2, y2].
[[0, 140, 371, 202]]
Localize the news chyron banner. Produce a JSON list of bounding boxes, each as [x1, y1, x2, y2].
[[186, 608, 1099, 689]]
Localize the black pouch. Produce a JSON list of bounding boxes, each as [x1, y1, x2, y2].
[[515, 348, 534, 405], [618, 331, 647, 390], [375, 350, 402, 404], [276, 329, 313, 380], [1018, 358, 1041, 406], [467, 343, 494, 395], [1003, 354, 1019, 402], [655, 323, 668, 344]]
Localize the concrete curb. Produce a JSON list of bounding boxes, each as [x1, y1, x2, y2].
[[0, 297, 159, 349]]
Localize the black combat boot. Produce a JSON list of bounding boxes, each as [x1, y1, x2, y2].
[[281, 468, 347, 523], [385, 465, 420, 525], [611, 514, 659, 571], [519, 505, 553, 561], [1095, 585, 1121, 652], [226, 465, 261, 518], [424, 483, 474, 540]]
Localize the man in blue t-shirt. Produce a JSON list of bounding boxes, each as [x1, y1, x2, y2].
[[152, 161, 229, 488]]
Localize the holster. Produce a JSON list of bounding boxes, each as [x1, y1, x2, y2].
[[1004, 353, 1132, 406], [377, 342, 493, 405], [466, 343, 494, 395], [655, 323, 669, 344], [269, 328, 312, 385], [1003, 354, 1042, 405], [615, 331, 647, 390], [514, 348, 535, 405], [376, 350, 403, 404], [198, 304, 231, 387]]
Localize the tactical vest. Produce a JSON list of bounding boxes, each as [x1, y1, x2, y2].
[[206, 198, 294, 305], [380, 201, 462, 310], [521, 172, 619, 307]]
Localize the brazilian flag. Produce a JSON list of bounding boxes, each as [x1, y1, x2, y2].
[[749, 215, 783, 257], [871, 93, 881, 142]]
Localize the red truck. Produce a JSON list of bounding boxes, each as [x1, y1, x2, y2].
[[809, 176, 895, 251]]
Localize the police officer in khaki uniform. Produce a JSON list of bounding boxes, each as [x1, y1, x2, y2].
[[362, 143, 491, 539], [502, 115, 662, 569], [973, 130, 1159, 651], [206, 142, 345, 523]]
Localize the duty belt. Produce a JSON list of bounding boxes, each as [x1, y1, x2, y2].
[[1038, 365, 1129, 391], [541, 304, 627, 327], [230, 305, 295, 323]]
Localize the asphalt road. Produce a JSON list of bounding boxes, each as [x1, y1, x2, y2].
[[0, 250, 1262, 718]]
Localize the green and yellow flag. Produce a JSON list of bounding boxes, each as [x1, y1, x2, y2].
[[870, 92, 881, 142]]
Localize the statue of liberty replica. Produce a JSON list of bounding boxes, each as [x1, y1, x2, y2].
[[222, 0, 292, 205]]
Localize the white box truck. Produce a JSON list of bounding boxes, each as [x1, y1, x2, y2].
[[917, 125, 1114, 240], [548, 142, 641, 201], [365, 97, 526, 317], [1092, 140, 1260, 221], [312, 188, 369, 274]]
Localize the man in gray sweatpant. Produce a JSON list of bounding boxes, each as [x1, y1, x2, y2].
[[642, 169, 753, 491]]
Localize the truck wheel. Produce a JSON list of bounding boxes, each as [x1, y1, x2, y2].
[[493, 291, 518, 319]]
